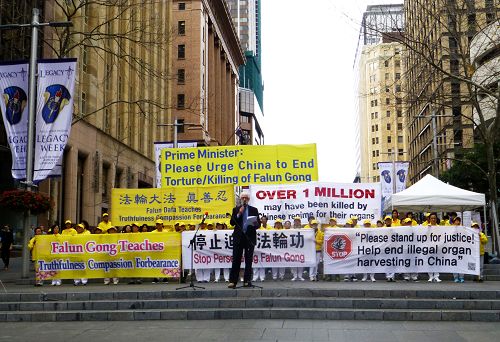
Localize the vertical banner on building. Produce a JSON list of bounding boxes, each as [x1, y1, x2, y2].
[[378, 162, 394, 199], [33, 59, 77, 182], [154, 141, 197, 187], [394, 161, 409, 193], [0, 61, 29, 179]]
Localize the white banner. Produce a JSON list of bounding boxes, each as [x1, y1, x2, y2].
[[323, 226, 480, 275], [249, 182, 381, 225], [34, 59, 77, 182], [181, 229, 316, 269], [394, 161, 409, 193], [0, 62, 29, 179], [154, 141, 197, 187], [378, 162, 393, 198]]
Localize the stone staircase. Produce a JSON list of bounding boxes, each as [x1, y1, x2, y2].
[[1, 286, 499, 322]]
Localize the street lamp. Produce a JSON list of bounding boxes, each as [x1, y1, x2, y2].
[[0, 8, 72, 278]]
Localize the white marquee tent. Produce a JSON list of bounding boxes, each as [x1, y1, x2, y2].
[[384, 174, 486, 212]]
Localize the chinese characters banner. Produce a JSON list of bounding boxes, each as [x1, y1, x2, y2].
[[111, 185, 234, 226], [249, 182, 381, 225], [33, 232, 181, 280], [0, 61, 29, 179], [181, 229, 316, 269], [323, 226, 479, 275]]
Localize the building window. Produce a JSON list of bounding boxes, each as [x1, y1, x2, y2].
[[177, 94, 185, 109], [387, 123, 391, 130], [376, 150, 379, 157], [396, 97, 402, 104], [375, 124, 378, 131], [386, 98, 390, 105], [374, 112, 378, 118], [177, 69, 185, 84], [104, 108, 110, 133], [372, 138, 375, 144], [386, 110, 390, 117], [371, 125, 374, 133], [178, 21, 186, 35], [376, 137, 379, 144], [372, 150, 376, 157], [397, 123, 403, 130], [398, 136, 403, 143], [397, 110, 402, 117], [373, 163, 377, 170], [395, 60, 400, 67], [371, 113, 374, 119], [395, 85, 401, 92], [373, 176, 377, 182], [388, 149, 391, 154], [398, 148, 404, 156], [384, 60, 389, 67], [385, 73, 389, 80], [178, 44, 185, 59], [451, 82, 460, 94], [395, 73, 401, 80], [387, 136, 392, 143], [178, 2, 186, 10]]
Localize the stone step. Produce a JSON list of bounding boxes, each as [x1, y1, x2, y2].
[[2, 288, 499, 302], [2, 307, 499, 322], [1, 296, 499, 311], [483, 264, 500, 269]]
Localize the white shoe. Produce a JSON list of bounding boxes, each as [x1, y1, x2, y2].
[[411, 276, 418, 281], [214, 279, 219, 283], [343, 276, 350, 282], [361, 276, 367, 282], [371, 278, 376, 282], [56, 280, 62, 286], [104, 280, 110, 285], [291, 277, 297, 281], [113, 279, 119, 285], [428, 278, 433, 282], [434, 277, 442, 283], [51, 280, 57, 286], [299, 277, 305, 281]]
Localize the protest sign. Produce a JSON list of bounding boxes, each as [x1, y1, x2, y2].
[[181, 229, 316, 269], [33, 232, 181, 280], [160, 144, 318, 187], [111, 185, 234, 226], [249, 182, 381, 225], [323, 226, 480, 275]]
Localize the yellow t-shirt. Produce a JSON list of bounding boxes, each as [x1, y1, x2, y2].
[[79, 230, 91, 235], [480, 232, 488, 255], [62, 228, 77, 236], [315, 230, 324, 251], [97, 221, 113, 232]]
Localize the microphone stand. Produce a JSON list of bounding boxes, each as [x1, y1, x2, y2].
[[176, 216, 206, 290]]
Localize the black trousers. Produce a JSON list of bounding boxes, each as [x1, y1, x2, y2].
[[1, 247, 10, 268], [229, 236, 254, 284]]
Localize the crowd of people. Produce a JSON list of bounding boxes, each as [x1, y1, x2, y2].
[[10, 209, 490, 286]]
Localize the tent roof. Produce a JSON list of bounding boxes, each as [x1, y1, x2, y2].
[[385, 174, 485, 212]]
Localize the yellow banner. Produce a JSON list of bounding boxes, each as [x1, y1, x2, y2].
[[33, 233, 181, 280], [161, 144, 318, 187], [111, 185, 234, 226]]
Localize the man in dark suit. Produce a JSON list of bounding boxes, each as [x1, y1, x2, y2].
[[228, 192, 260, 288]]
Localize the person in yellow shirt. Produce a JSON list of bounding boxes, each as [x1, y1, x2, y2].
[[292, 216, 302, 229], [62, 220, 77, 236], [74, 223, 90, 286], [260, 215, 270, 230], [350, 216, 359, 228], [131, 223, 140, 233], [271, 219, 286, 280], [472, 222, 488, 282], [391, 210, 401, 226], [427, 213, 442, 282], [151, 219, 166, 233], [361, 220, 376, 282], [104, 226, 120, 285], [290, 216, 305, 281], [29, 227, 43, 286], [327, 217, 338, 228], [306, 220, 323, 281], [97, 213, 112, 232], [405, 212, 419, 226]]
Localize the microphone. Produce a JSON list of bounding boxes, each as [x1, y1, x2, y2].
[[201, 212, 208, 224]]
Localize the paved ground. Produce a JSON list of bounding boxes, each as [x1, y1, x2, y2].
[[0, 320, 499, 342]]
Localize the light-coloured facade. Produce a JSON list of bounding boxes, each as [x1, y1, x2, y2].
[[404, 0, 498, 183], [358, 43, 407, 183]]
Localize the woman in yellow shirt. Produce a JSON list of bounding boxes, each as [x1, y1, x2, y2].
[[29, 227, 43, 286]]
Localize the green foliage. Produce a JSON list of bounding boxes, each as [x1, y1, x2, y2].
[[440, 142, 500, 200]]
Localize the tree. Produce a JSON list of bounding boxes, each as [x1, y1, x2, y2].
[[356, 0, 500, 252]]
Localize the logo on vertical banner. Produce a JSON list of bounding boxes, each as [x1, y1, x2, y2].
[[41, 84, 70, 124], [3, 86, 27, 125]]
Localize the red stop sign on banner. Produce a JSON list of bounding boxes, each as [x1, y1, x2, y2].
[[325, 234, 352, 260]]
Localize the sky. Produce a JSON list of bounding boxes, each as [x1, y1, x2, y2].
[[261, 0, 400, 183]]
